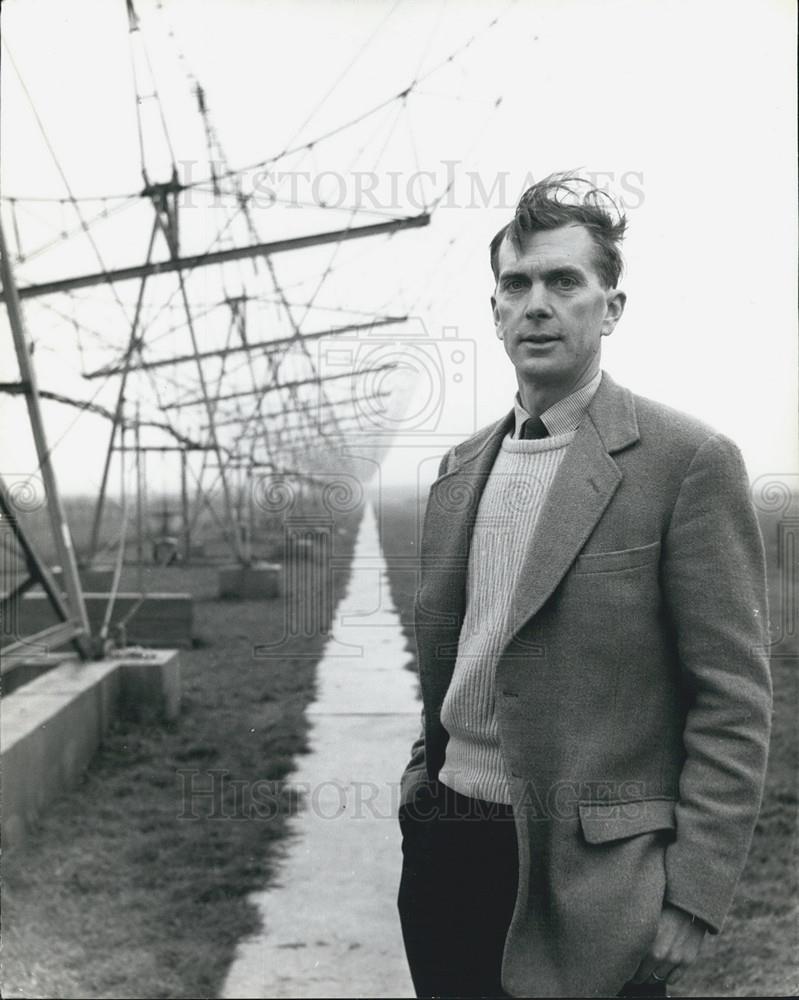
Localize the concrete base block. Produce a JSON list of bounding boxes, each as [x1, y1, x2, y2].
[[218, 562, 281, 599], [51, 566, 116, 591], [80, 568, 116, 590], [117, 649, 181, 723], [1, 648, 181, 851], [15, 592, 193, 651], [2, 654, 70, 696]]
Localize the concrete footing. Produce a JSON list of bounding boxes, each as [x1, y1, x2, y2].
[[0, 648, 181, 851], [79, 567, 116, 590], [2, 654, 67, 696], [50, 565, 116, 591], [15, 592, 193, 650], [218, 562, 281, 599]]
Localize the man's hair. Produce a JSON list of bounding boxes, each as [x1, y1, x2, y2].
[[490, 171, 627, 288]]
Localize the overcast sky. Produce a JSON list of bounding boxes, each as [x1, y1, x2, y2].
[[1, 0, 796, 506]]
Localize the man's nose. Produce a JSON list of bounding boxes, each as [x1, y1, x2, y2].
[[524, 282, 553, 319]]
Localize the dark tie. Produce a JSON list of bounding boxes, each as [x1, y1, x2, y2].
[[519, 415, 548, 439]]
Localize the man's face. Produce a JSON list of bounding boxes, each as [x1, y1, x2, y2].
[[491, 224, 625, 393]]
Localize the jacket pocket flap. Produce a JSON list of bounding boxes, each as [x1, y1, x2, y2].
[[579, 798, 676, 844], [574, 539, 661, 574]]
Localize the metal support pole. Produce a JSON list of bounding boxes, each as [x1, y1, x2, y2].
[[180, 447, 190, 563], [2, 214, 431, 301], [84, 316, 408, 378], [0, 217, 91, 655], [247, 464, 255, 562], [162, 363, 397, 410], [135, 404, 144, 589]]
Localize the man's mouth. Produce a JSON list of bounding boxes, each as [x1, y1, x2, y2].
[[521, 334, 559, 344]]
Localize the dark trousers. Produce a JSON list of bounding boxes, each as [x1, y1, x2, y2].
[[397, 781, 668, 999]]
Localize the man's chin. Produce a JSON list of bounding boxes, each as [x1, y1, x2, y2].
[[514, 356, 564, 382]]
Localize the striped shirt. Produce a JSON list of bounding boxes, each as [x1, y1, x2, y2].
[[512, 369, 602, 438]]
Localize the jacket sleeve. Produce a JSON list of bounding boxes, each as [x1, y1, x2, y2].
[[399, 449, 454, 809], [660, 432, 772, 933]]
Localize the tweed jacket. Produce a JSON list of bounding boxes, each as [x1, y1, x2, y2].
[[400, 371, 772, 997]]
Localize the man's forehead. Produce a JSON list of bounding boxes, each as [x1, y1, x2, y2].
[[498, 224, 597, 273]]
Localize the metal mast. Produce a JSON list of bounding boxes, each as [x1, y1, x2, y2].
[[0, 217, 92, 658]]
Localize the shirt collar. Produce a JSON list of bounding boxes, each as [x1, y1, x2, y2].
[[513, 369, 603, 438]]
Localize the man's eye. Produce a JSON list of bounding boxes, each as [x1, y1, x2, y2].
[[554, 276, 577, 290], [505, 279, 525, 291]]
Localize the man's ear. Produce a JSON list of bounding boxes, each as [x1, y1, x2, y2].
[[491, 294, 502, 337], [601, 288, 626, 337]]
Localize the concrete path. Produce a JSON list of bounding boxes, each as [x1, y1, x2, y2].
[[220, 504, 419, 999]]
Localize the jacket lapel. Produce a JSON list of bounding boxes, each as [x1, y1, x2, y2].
[[421, 413, 513, 601], [499, 371, 639, 648], [417, 413, 512, 670]]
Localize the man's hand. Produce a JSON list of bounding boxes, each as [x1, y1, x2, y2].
[[631, 903, 707, 987]]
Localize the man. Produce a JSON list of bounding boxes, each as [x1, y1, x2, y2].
[[397, 173, 772, 998]]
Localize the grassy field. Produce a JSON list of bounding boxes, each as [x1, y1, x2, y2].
[[377, 487, 799, 998], [1, 505, 362, 999]]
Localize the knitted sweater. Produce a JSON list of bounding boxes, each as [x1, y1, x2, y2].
[[438, 429, 576, 804]]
